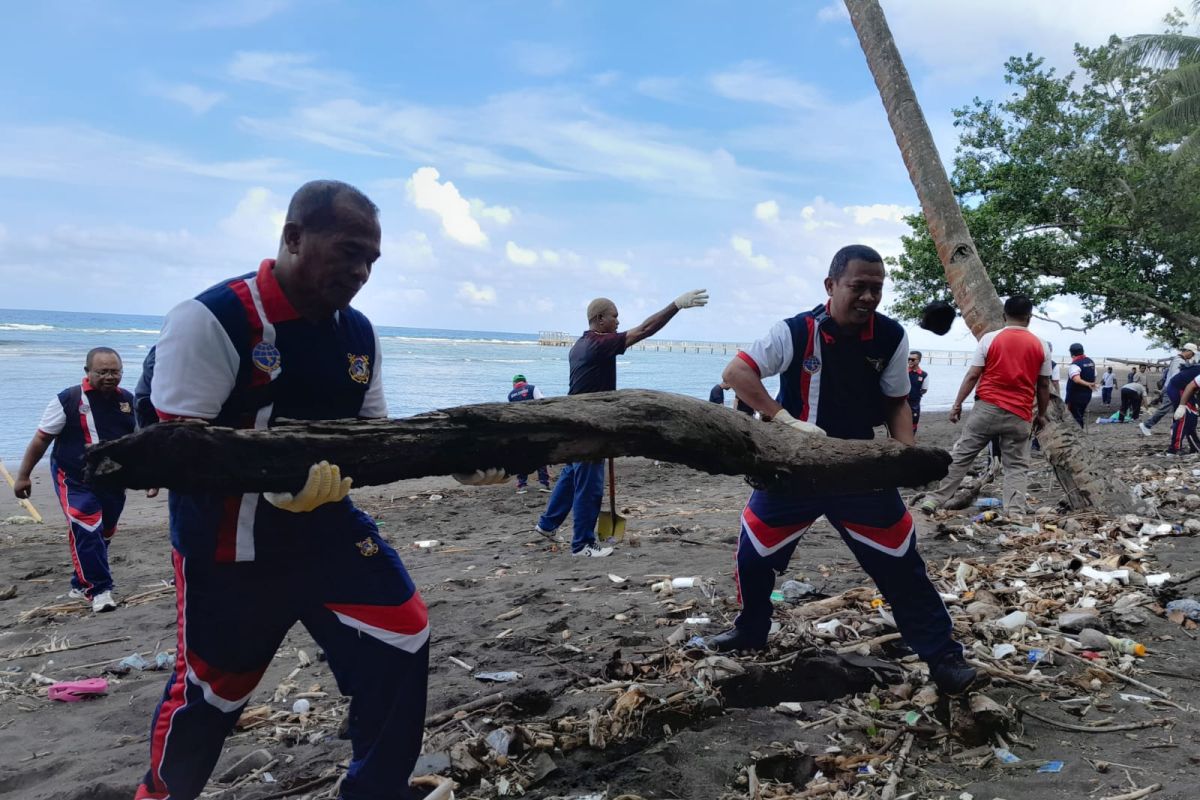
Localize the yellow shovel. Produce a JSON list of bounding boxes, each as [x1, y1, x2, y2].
[[596, 458, 625, 542], [0, 459, 44, 523]]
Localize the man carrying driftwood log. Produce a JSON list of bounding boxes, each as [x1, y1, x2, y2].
[[135, 181, 429, 800], [534, 290, 708, 557], [705, 244, 978, 695]]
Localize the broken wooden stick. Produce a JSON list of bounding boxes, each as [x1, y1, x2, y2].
[[84, 389, 950, 495]]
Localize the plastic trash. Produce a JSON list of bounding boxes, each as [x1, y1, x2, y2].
[[780, 580, 816, 602], [975, 498, 1002, 508], [48, 678, 108, 702], [1037, 761, 1064, 773], [903, 710, 921, 725], [154, 652, 172, 670], [474, 671, 523, 682], [1166, 598, 1200, 621], [486, 727, 513, 756], [119, 653, 149, 671], [769, 590, 786, 603], [971, 510, 1000, 524], [991, 643, 1016, 659], [671, 577, 696, 589], [684, 617, 711, 625], [994, 610, 1028, 633], [292, 698, 311, 714], [993, 747, 1021, 764], [414, 540, 440, 548], [1078, 628, 1146, 656]]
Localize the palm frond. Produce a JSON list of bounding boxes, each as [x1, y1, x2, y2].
[[1154, 61, 1200, 97], [1146, 92, 1200, 130], [1120, 33, 1200, 69]]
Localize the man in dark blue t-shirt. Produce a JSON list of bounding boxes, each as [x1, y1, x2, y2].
[[907, 350, 928, 436], [536, 289, 708, 557]]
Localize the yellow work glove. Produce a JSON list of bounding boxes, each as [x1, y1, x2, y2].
[[264, 461, 353, 512], [772, 408, 827, 437], [453, 468, 510, 486]]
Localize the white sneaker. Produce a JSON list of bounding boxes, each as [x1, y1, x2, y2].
[[515, 487, 528, 495], [1139, 423, 1153, 437], [91, 590, 117, 613], [572, 543, 614, 558], [68, 588, 88, 602]]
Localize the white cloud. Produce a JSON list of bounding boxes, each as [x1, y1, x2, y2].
[[845, 203, 913, 226], [711, 62, 823, 110], [730, 235, 774, 271], [754, 200, 780, 223], [832, 0, 1178, 85], [540, 249, 561, 264], [506, 240, 539, 266], [591, 71, 620, 87], [472, 199, 513, 225], [457, 281, 497, 306], [228, 51, 347, 91], [148, 81, 225, 114], [597, 259, 630, 277], [405, 167, 489, 247], [507, 41, 578, 77], [816, 2, 848, 23], [218, 187, 286, 247]]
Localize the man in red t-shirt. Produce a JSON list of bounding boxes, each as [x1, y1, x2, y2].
[[919, 296, 1051, 514]]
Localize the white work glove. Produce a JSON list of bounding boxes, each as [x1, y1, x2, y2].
[[264, 461, 352, 512], [453, 467, 510, 486], [674, 289, 709, 310], [771, 408, 826, 437], [1175, 404, 1190, 421]]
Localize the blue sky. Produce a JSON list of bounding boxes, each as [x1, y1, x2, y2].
[[0, 0, 1182, 356]]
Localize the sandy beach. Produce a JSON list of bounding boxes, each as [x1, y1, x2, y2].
[[2, 409, 1198, 800]]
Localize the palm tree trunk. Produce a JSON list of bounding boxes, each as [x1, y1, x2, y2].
[[844, 0, 1135, 513]]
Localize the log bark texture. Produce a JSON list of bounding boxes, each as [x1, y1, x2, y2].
[[844, 0, 1135, 512], [85, 389, 950, 496]]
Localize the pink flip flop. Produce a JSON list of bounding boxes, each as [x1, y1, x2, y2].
[[48, 678, 108, 702]]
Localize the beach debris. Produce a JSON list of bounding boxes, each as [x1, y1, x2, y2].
[[780, 580, 817, 601], [119, 653, 150, 671], [0, 585, 17, 601], [1165, 598, 1200, 622], [474, 671, 523, 683], [47, 678, 108, 702], [218, 748, 273, 783], [1038, 760, 1065, 773], [292, 698, 311, 714], [415, 539, 441, 548]]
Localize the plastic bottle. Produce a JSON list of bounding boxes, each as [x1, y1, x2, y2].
[[971, 510, 1000, 524], [975, 498, 1002, 509], [1078, 628, 1146, 656]]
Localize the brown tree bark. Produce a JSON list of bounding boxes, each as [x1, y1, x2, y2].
[[844, 0, 1135, 512], [84, 389, 950, 496]]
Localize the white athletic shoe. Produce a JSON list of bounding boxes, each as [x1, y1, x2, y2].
[[91, 590, 117, 613], [68, 588, 88, 602], [1138, 423, 1153, 437], [572, 543, 614, 558]]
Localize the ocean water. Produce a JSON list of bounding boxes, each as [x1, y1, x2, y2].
[[0, 308, 973, 461]]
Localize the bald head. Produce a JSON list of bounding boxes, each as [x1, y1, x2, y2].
[[587, 297, 619, 334]]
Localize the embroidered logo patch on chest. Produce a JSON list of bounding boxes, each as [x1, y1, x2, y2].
[[865, 356, 884, 373], [119, 402, 131, 413], [252, 342, 282, 373], [347, 353, 371, 384], [802, 356, 822, 374], [356, 537, 379, 557]]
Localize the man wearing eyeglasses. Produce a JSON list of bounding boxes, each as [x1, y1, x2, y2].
[[907, 351, 928, 436], [12, 347, 139, 613]]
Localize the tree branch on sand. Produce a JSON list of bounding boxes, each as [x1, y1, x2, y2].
[[84, 389, 950, 496]]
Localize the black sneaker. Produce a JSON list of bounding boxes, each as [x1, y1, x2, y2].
[[703, 627, 767, 653], [930, 652, 979, 695]]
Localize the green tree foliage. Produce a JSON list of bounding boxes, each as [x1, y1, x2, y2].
[[890, 38, 1200, 344]]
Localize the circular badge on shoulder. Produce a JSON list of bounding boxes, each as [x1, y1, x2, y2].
[[252, 341, 281, 373]]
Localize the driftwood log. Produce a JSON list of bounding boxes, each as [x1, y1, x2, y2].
[[84, 389, 950, 496]]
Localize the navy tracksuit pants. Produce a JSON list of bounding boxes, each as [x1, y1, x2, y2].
[[732, 487, 960, 667], [136, 514, 429, 800], [537, 460, 605, 552], [1168, 403, 1200, 454], [50, 462, 124, 598]]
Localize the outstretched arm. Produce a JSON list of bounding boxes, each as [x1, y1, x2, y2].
[[624, 289, 708, 347]]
